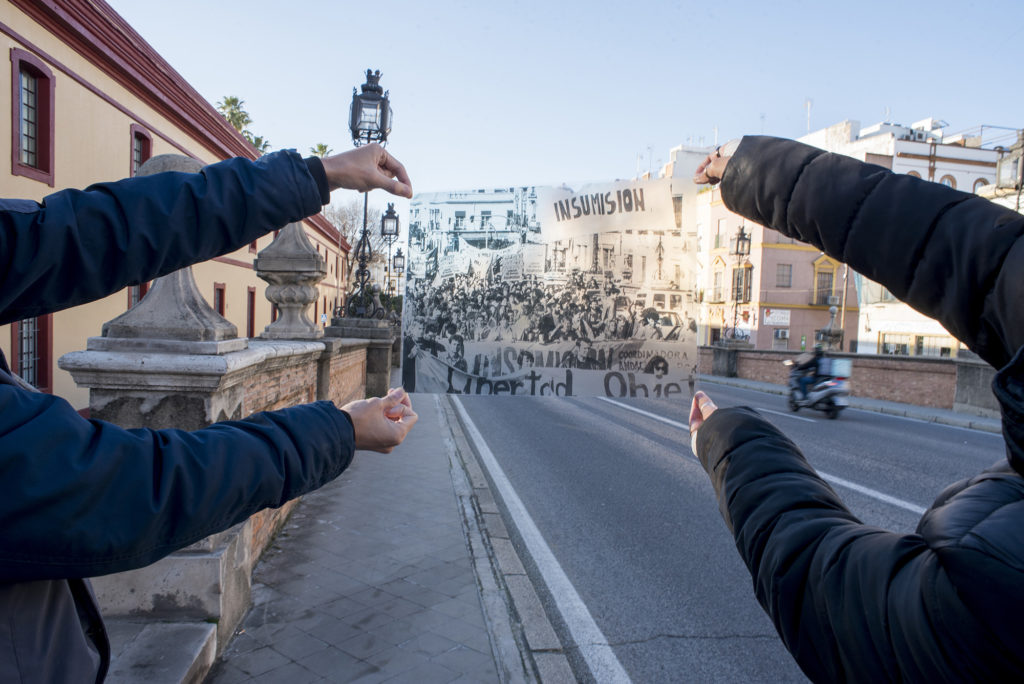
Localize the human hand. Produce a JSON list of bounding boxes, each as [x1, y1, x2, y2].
[[688, 390, 718, 453], [693, 148, 730, 186], [342, 387, 418, 453], [321, 144, 412, 198]]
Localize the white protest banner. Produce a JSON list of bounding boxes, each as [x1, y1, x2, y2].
[[536, 178, 676, 240]]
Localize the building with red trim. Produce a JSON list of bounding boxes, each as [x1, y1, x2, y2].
[[2, 0, 350, 408]]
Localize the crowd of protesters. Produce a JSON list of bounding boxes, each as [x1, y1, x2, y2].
[[405, 270, 681, 350]]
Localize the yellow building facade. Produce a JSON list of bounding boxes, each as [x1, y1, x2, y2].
[[1, 0, 349, 409]]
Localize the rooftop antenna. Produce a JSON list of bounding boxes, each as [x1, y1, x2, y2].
[[805, 98, 813, 133], [884, 106, 891, 122]]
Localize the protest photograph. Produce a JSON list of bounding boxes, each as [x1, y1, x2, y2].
[[402, 179, 700, 398]]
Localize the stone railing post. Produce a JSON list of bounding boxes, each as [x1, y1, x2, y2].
[[954, 349, 1000, 418], [326, 312, 394, 397], [255, 221, 325, 340]]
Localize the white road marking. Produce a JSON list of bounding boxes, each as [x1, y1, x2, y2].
[[596, 396, 693, 429], [817, 473, 926, 515], [451, 396, 632, 684], [598, 397, 926, 515]]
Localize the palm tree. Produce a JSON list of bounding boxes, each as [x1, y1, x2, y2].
[[216, 96, 252, 132], [310, 143, 333, 158], [245, 132, 272, 155]]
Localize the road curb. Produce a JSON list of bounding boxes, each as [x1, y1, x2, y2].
[[439, 395, 578, 684]]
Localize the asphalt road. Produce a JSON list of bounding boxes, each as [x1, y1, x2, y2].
[[453, 380, 1006, 683]]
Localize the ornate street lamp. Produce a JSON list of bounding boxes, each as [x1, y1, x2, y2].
[[346, 69, 392, 318], [381, 203, 399, 294], [349, 69, 392, 145], [729, 225, 751, 339], [393, 248, 405, 297]]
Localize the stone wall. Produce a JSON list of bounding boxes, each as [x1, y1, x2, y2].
[[325, 343, 369, 406], [242, 345, 319, 413], [61, 336, 370, 653], [698, 346, 992, 413]]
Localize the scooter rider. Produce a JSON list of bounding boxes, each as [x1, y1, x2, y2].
[[797, 344, 825, 400]]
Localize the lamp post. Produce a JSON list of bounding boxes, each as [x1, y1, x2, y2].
[[393, 248, 405, 300], [728, 225, 751, 339], [655, 234, 665, 281], [381, 202, 399, 296], [347, 69, 392, 318]]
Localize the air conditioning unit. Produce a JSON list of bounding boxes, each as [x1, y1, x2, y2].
[[827, 296, 840, 306], [773, 329, 790, 340]]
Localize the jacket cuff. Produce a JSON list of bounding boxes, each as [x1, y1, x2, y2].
[[303, 157, 331, 205]]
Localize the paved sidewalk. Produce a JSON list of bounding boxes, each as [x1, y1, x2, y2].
[[699, 374, 1003, 433], [206, 390, 536, 683]]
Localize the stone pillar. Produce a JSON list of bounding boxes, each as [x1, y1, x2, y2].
[[711, 339, 753, 378], [255, 222, 325, 340], [954, 349, 1000, 419], [388, 310, 402, 367], [326, 317, 394, 397]]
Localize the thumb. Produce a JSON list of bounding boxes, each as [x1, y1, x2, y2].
[[389, 178, 413, 199], [689, 391, 717, 433], [382, 388, 409, 418]]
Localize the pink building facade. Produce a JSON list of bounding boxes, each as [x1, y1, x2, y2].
[[696, 186, 859, 354]]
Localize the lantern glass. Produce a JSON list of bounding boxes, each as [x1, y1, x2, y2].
[[359, 101, 381, 129], [349, 70, 391, 144], [393, 251, 405, 271], [381, 204, 400, 238], [730, 228, 751, 257]]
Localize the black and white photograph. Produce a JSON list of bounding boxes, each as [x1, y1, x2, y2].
[[401, 179, 699, 398]]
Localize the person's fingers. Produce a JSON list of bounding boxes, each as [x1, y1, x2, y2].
[[693, 153, 728, 185], [697, 391, 717, 419], [378, 152, 413, 198], [381, 388, 414, 421], [391, 386, 413, 408], [689, 390, 718, 433], [321, 145, 412, 197]]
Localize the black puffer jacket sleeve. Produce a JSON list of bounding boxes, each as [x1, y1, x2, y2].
[[695, 137, 1024, 681], [695, 408, 1024, 682], [721, 135, 1024, 369]]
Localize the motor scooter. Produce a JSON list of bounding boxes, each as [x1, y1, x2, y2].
[[783, 356, 851, 419]]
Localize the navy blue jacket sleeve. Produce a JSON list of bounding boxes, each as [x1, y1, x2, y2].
[[0, 149, 350, 581], [0, 385, 355, 580], [0, 149, 325, 325]]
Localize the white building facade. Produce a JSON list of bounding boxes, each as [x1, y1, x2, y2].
[[797, 118, 1009, 357]]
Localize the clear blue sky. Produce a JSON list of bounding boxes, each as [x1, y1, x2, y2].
[[108, 0, 1023, 201]]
